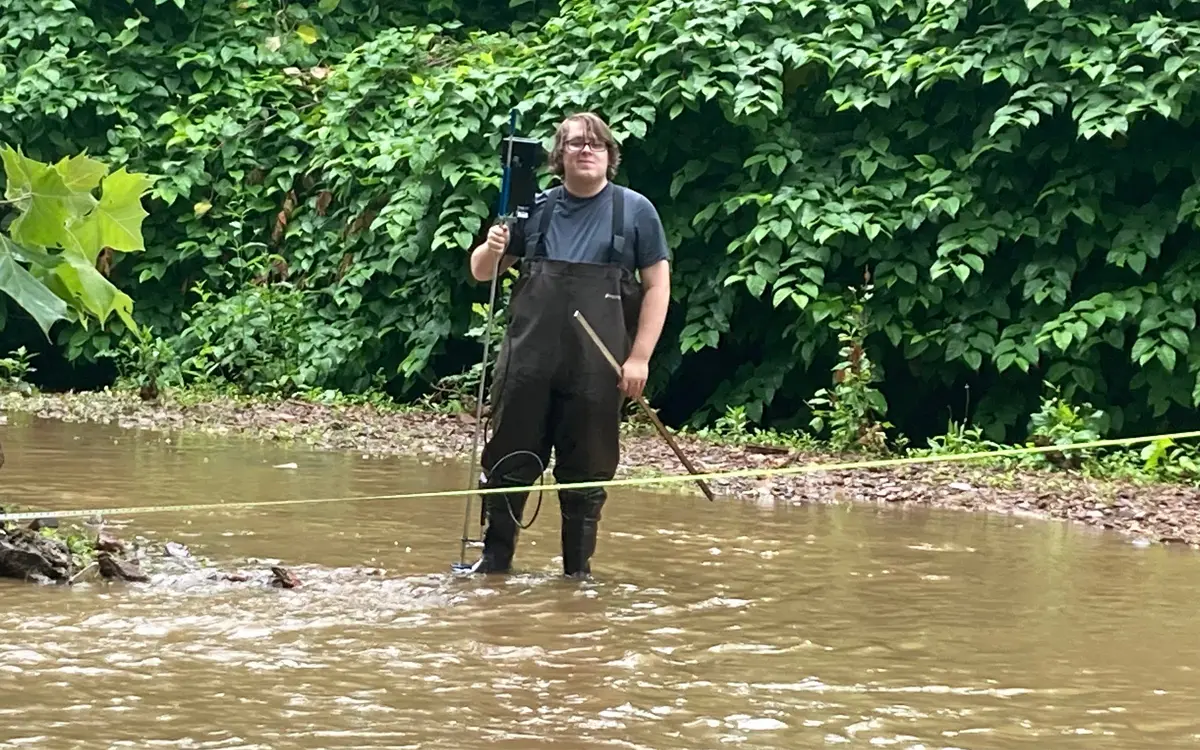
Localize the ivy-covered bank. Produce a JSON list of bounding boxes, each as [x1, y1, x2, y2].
[[4, 0, 1200, 449]]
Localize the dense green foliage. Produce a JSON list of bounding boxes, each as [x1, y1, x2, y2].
[[3, 0, 1200, 448]]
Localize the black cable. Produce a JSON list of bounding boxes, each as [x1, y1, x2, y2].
[[482, 449, 545, 530], [476, 293, 545, 532]]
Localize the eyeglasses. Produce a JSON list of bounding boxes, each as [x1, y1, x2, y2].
[[564, 138, 606, 153]]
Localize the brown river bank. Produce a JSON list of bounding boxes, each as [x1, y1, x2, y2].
[[2, 388, 1200, 548]]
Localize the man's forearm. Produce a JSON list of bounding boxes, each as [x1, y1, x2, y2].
[[470, 244, 510, 281], [629, 282, 669, 362]]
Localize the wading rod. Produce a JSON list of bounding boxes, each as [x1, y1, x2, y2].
[[459, 108, 520, 565], [572, 310, 716, 502]]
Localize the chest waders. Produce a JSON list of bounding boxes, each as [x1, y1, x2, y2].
[[469, 186, 642, 578]]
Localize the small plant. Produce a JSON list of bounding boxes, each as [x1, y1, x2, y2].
[[713, 404, 751, 439], [37, 524, 98, 571], [1024, 383, 1107, 470], [914, 417, 1005, 457], [296, 375, 398, 411], [0, 346, 36, 392], [1135, 438, 1200, 485], [96, 325, 184, 400], [674, 405, 822, 451], [1082, 438, 1200, 486], [806, 283, 894, 453]]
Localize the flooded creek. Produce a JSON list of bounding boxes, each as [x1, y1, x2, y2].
[[2, 415, 1200, 748]]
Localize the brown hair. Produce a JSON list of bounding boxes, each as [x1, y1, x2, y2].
[[547, 112, 621, 180]]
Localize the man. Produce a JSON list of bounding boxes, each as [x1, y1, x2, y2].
[[465, 111, 671, 578]]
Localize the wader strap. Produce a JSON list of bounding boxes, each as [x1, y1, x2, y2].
[[531, 187, 560, 259], [530, 185, 627, 264], [609, 184, 625, 265]]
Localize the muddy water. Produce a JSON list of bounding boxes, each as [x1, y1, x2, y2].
[[2, 415, 1200, 748]]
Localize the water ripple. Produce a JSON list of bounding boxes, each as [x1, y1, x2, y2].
[[3, 421, 1200, 747]]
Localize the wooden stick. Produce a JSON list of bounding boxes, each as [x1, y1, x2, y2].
[[573, 310, 717, 502]]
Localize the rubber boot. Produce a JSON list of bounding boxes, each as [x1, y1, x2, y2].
[[468, 483, 528, 574], [559, 489, 606, 578]]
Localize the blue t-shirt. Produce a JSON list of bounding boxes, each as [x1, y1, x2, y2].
[[507, 182, 670, 272]]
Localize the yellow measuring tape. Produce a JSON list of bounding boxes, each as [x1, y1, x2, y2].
[[1, 430, 1198, 524]]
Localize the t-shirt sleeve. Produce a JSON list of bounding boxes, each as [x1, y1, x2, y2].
[[633, 195, 671, 269]]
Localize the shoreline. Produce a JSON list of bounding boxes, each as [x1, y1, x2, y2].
[[2, 388, 1199, 549]]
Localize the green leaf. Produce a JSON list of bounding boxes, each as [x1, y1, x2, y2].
[[297, 25, 319, 44], [1052, 329, 1072, 351], [1161, 327, 1189, 353], [745, 275, 767, 298], [2, 146, 74, 247], [1156, 345, 1177, 372], [753, 260, 778, 284], [0, 236, 70, 338], [53, 251, 137, 332], [54, 153, 108, 193], [318, 0, 340, 10], [64, 168, 154, 261]]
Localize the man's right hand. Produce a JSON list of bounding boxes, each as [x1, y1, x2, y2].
[[470, 221, 515, 282], [486, 223, 509, 256]]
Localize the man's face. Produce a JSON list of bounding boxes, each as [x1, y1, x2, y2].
[[561, 120, 608, 181]]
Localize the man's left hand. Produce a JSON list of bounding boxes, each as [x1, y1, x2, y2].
[[620, 356, 649, 400]]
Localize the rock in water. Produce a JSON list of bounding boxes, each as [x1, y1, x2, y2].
[[95, 530, 125, 554], [96, 551, 149, 583], [270, 566, 300, 588], [0, 527, 73, 582], [164, 541, 191, 559]]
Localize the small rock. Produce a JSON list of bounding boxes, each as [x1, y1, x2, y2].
[[95, 530, 125, 554], [164, 542, 191, 559], [96, 551, 149, 583], [270, 566, 300, 588], [948, 481, 973, 491]]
